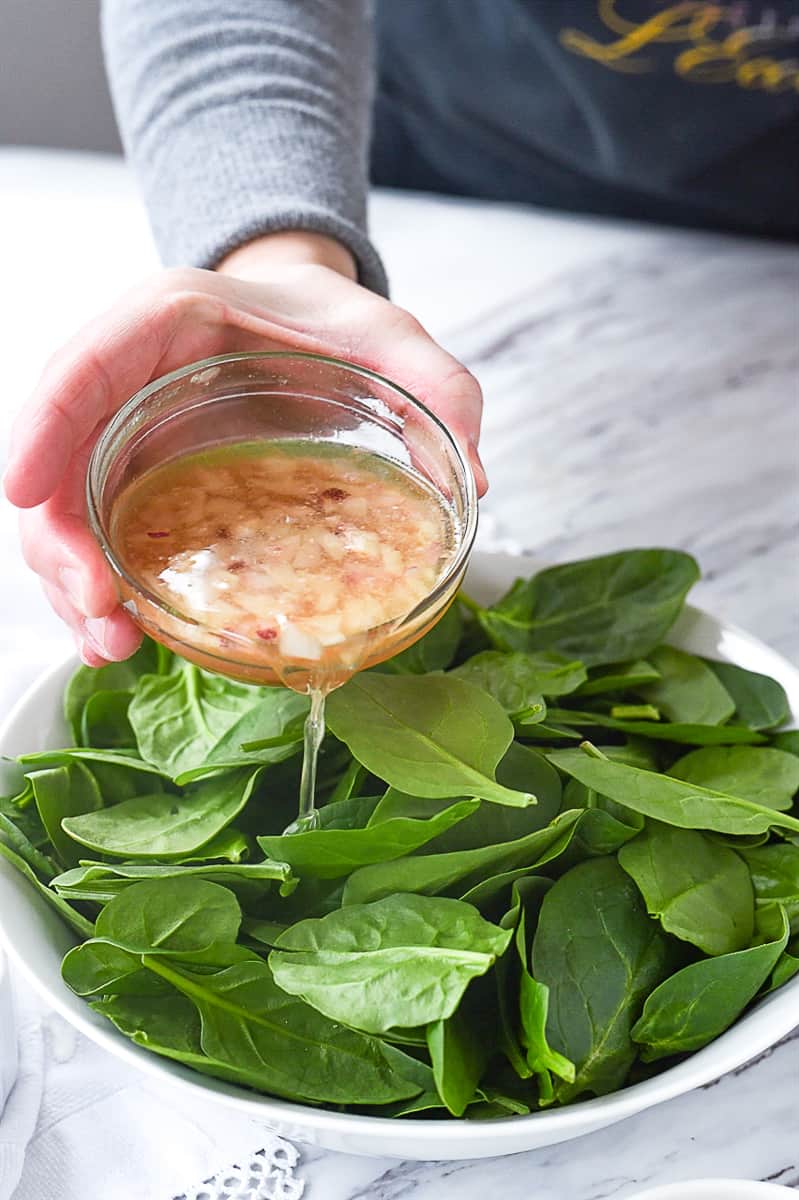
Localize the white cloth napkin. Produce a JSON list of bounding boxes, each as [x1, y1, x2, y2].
[[1, 970, 304, 1200]]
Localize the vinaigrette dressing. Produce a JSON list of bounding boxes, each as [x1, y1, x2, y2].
[[111, 440, 457, 829]]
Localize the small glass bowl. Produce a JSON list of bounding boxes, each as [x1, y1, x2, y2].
[[87, 351, 478, 689]]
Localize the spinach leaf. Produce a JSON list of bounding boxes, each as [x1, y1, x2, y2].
[[143, 956, 424, 1105], [326, 759, 368, 807], [427, 1007, 488, 1116], [706, 661, 791, 731], [575, 661, 661, 697], [19, 748, 168, 780], [269, 894, 511, 1033], [374, 602, 463, 674], [0, 810, 58, 880], [129, 664, 267, 778], [175, 827, 252, 864], [772, 730, 799, 758], [531, 857, 669, 1100], [80, 691, 135, 749], [770, 943, 799, 991], [52, 858, 293, 906], [543, 709, 765, 746], [494, 876, 547, 1082], [0, 841, 94, 938], [634, 646, 735, 725], [64, 639, 162, 743], [317, 793, 381, 831], [341, 811, 581, 906], [257, 800, 479, 880], [62, 940, 171, 997], [740, 844, 799, 931], [1, 776, 58, 867], [548, 747, 799, 837], [29, 762, 103, 867], [563, 804, 644, 863], [61, 768, 261, 859], [90, 990, 260, 1083], [326, 674, 534, 807], [460, 866, 551, 915], [95, 877, 242, 955], [368, 744, 562, 855], [106, 990, 431, 1109], [618, 821, 754, 955], [172, 691, 309, 785], [452, 650, 586, 711], [497, 875, 574, 1101], [667, 747, 799, 811], [477, 549, 699, 666], [631, 907, 789, 1060], [519, 971, 576, 1105]]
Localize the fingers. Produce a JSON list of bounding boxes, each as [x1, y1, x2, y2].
[[42, 581, 142, 666], [18, 433, 119, 619], [21, 505, 120, 619], [233, 268, 488, 495]]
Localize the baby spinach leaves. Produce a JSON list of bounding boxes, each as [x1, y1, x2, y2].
[[3, 546, 796, 1121]]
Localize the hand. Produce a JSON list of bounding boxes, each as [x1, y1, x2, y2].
[[4, 232, 485, 666]]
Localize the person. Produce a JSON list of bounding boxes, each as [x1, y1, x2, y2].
[[5, 1, 797, 667]]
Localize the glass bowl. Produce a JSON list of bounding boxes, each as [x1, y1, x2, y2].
[[86, 351, 477, 690]]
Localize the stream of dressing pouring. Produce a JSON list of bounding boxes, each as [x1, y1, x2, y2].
[[284, 686, 327, 835]]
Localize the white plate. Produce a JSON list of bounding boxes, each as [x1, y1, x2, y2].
[[1, 551, 798, 1160], [628, 1181, 793, 1199]]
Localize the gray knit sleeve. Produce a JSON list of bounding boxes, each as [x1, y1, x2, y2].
[[101, 0, 387, 294]]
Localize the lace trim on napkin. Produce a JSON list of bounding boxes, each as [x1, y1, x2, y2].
[[174, 1144, 304, 1200]]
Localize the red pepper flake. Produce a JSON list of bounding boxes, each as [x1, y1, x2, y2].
[[256, 627, 278, 641], [321, 487, 349, 502], [146, 530, 170, 538], [227, 559, 247, 572]]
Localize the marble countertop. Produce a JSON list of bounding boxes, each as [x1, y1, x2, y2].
[[0, 148, 797, 1199]]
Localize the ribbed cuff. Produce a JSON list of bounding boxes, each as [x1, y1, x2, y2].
[[135, 101, 389, 297]]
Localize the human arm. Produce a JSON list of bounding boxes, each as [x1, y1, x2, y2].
[[102, 0, 388, 292]]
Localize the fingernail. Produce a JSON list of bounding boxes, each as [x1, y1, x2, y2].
[[59, 567, 86, 613], [84, 618, 111, 660]]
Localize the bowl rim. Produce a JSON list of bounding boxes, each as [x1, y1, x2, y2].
[[85, 349, 479, 668], [1, 585, 798, 1148]]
